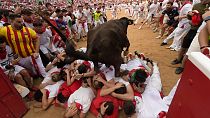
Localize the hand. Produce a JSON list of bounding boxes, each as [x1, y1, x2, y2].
[[51, 58, 58, 65], [11, 59, 19, 65], [64, 68, 70, 74], [33, 53, 39, 59], [100, 104, 109, 116], [95, 75, 105, 83], [66, 103, 78, 117], [74, 74, 83, 80], [174, 16, 179, 20], [188, 11, 194, 16], [114, 82, 124, 89], [57, 52, 66, 60], [202, 11, 210, 19]]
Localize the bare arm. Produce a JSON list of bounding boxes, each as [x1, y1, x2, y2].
[[111, 84, 134, 101], [198, 25, 209, 50]]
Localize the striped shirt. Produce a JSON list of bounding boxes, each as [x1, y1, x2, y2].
[[0, 25, 37, 58]]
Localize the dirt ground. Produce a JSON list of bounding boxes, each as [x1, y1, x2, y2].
[[24, 10, 181, 118]]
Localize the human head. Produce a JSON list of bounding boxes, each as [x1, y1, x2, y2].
[[9, 13, 23, 30], [77, 63, 90, 74], [59, 69, 67, 81], [67, 5, 73, 13], [84, 3, 89, 9], [129, 69, 148, 86], [57, 92, 68, 103], [51, 72, 61, 82], [33, 20, 44, 34], [123, 101, 136, 117], [201, 0, 210, 4], [81, 77, 90, 87], [21, 9, 33, 23], [166, 2, 173, 10], [93, 73, 105, 89], [55, 8, 62, 17], [78, 5, 83, 12], [34, 89, 43, 102], [45, 2, 53, 11], [0, 36, 6, 52], [100, 101, 114, 116], [114, 83, 127, 94]]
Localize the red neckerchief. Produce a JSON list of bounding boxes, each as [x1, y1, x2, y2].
[[1, 17, 8, 22], [180, 1, 192, 10], [0, 49, 7, 60]]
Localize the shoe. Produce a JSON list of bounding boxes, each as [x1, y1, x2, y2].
[[171, 59, 181, 65], [138, 26, 142, 29], [160, 42, 167, 46], [170, 48, 176, 51], [153, 28, 158, 33], [175, 67, 184, 74], [156, 36, 162, 39]]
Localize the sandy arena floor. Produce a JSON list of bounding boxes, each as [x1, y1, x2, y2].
[[24, 10, 181, 118]]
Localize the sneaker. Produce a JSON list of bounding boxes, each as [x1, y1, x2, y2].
[[138, 26, 142, 29], [175, 67, 184, 74], [160, 42, 167, 46], [153, 28, 158, 33], [171, 59, 181, 65], [170, 48, 176, 51], [156, 36, 162, 39]]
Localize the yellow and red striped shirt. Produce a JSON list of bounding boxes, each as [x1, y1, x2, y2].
[[0, 25, 37, 58]]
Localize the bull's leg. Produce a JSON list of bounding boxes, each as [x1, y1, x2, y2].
[[93, 61, 100, 73], [114, 57, 123, 77], [114, 64, 121, 77]]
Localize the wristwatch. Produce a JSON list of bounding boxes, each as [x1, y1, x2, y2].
[[204, 16, 210, 22]]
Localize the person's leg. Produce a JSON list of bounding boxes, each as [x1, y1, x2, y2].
[[14, 73, 27, 87], [19, 69, 33, 88], [32, 55, 47, 78], [171, 48, 187, 65], [161, 28, 176, 46], [138, 17, 149, 29], [156, 24, 168, 39]]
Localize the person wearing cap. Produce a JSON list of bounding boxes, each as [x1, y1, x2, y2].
[[0, 13, 47, 78]]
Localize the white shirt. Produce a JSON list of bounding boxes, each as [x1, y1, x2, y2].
[[44, 80, 64, 98], [83, 8, 92, 23], [39, 28, 52, 45], [68, 86, 95, 113], [178, 3, 192, 27], [148, 3, 160, 16], [136, 65, 168, 118]]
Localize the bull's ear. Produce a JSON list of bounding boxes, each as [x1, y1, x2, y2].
[[128, 20, 134, 25]]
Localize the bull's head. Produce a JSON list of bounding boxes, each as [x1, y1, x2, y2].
[[120, 17, 134, 26]]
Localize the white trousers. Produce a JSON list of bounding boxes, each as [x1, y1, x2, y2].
[[169, 24, 191, 51], [77, 22, 88, 38], [18, 55, 46, 77]]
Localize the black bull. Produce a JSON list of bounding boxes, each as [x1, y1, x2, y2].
[[41, 15, 133, 77]]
